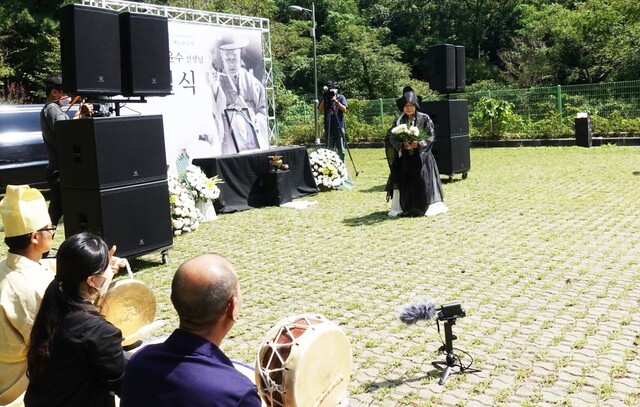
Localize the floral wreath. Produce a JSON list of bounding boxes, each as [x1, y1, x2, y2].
[[167, 154, 223, 235], [308, 148, 349, 190], [168, 169, 200, 236]]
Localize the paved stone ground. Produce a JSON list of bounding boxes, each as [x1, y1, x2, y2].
[[145, 147, 639, 406], [6, 147, 636, 406], [174, 147, 636, 407]]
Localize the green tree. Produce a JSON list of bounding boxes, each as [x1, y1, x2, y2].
[[319, 11, 410, 99], [0, 2, 63, 101], [500, 0, 640, 85], [280, 2, 410, 100], [383, 0, 524, 84]]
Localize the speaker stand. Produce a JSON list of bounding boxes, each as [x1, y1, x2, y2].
[[86, 96, 148, 117], [431, 318, 480, 385]]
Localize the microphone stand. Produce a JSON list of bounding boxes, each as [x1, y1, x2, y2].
[[431, 317, 480, 385]]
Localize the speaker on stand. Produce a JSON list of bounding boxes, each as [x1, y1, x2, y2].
[[119, 12, 172, 97], [58, 5, 174, 262], [426, 44, 471, 181], [60, 4, 122, 96], [427, 44, 456, 93]]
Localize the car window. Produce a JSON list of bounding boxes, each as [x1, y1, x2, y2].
[[0, 104, 78, 133], [0, 106, 41, 132]]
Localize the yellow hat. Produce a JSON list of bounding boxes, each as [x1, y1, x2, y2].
[[0, 185, 51, 238]]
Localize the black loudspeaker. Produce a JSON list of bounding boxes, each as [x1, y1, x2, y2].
[[421, 100, 471, 175], [60, 4, 121, 95], [61, 181, 173, 258], [56, 115, 167, 190], [421, 100, 469, 137], [119, 13, 172, 96], [575, 117, 592, 147], [428, 44, 456, 93], [432, 135, 471, 176], [455, 45, 466, 91]]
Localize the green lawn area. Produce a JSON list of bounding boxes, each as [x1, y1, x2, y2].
[[2, 145, 640, 406]]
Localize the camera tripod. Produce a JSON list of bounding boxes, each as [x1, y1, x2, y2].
[[431, 317, 480, 385], [324, 107, 359, 176]]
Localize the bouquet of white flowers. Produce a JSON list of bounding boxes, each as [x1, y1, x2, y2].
[[168, 169, 200, 235], [308, 148, 349, 190], [391, 123, 424, 155], [184, 164, 222, 202]]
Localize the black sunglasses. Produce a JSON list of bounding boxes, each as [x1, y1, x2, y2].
[[38, 227, 57, 237]]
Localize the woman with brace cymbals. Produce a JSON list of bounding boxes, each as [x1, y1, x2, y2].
[[25, 233, 128, 407]]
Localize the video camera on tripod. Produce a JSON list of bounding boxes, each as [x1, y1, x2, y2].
[[322, 81, 339, 107]]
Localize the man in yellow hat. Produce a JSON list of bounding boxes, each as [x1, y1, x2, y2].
[[0, 185, 56, 406]]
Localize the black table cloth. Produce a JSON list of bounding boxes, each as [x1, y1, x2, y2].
[[192, 146, 318, 213], [261, 169, 293, 206]]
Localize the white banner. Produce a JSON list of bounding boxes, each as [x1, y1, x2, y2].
[[133, 21, 268, 166]]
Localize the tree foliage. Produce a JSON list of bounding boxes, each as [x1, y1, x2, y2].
[[0, 0, 639, 103], [0, 2, 62, 101]]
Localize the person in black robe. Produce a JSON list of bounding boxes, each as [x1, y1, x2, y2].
[[385, 89, 448, 217]]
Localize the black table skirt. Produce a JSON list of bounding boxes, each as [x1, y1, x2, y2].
[[192, 146, 318, 213]]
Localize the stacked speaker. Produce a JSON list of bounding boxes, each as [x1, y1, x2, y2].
[[425, 44, 471, 179], [427, 44, 465, 93], [56, 116, 173, 258], [421, 100, 471, 177], [57, 4, 173, 259], [60, 4, 171, 97]]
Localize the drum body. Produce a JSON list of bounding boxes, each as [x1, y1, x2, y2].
[[256, 314, 352, 407]]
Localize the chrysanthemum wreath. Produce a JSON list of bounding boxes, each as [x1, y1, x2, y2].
[[308, 148, 349, 190]]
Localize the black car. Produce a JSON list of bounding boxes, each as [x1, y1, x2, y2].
[[0, 104, 77, 194]]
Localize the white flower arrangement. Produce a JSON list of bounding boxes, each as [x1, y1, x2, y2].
[[308, 148, 349, 190], [391, 123, 425, 155], [391, 123, 421, 138], [184, 164, 222, 202], [168, 169, 200, 236]]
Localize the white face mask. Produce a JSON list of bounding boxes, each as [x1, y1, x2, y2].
[[58, 96, 71, 107], [92, 267, 114, 300]]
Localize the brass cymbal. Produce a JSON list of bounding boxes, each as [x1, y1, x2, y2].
[[97, 279, 157, 347]]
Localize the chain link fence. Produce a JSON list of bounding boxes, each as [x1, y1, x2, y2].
[[279, 80, 640, 143]]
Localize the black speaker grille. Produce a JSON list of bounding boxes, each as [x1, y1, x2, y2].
[[428, 44, 456, 93], [62, 180, 173, 258], [432, 135, 471, 175], [421, 100, 469, 137], [56, 115, 168, 190], [120, 12, 171, 96], [60, 4, 121, 95]]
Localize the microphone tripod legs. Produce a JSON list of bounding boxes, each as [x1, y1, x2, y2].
[[431, 318, 480, 385], [438, 365, 453, 386], [431, 353, 456, 385]]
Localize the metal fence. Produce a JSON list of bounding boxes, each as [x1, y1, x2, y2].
[[282, 80, 640, 135]]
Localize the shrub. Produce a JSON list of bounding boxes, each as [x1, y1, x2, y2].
[[471, 96, 521, 138]]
